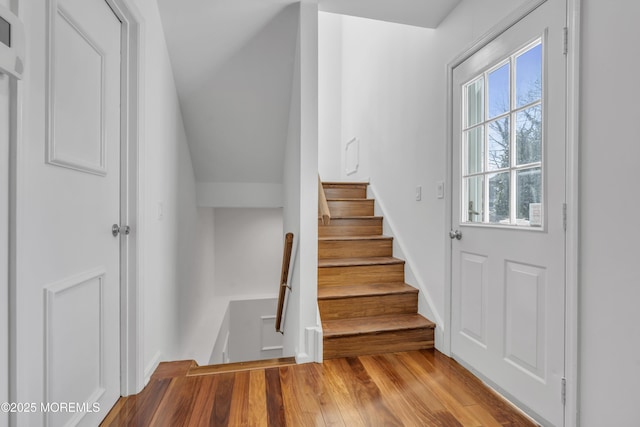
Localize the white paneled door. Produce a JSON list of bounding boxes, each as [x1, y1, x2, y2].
[[451, 0, 566, 425], [17, 0, 122, 425]]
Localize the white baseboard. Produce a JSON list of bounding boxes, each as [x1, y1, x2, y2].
[[295, 326, 322, 364]]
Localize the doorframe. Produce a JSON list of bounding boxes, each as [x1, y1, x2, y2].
[[443, 1, 580, 426], [104, 0, 145, 396]]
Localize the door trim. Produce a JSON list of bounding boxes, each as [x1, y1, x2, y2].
[[564, 1, 581, 425], [443, 1, 580, 426], [103, 0, 145, 396]]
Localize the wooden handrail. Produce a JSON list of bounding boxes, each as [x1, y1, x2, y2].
[[318, 175, 331, 225], [275, 232, 294, 333]]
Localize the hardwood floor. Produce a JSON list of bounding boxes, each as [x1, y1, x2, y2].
[[101, 350, 536, 426]]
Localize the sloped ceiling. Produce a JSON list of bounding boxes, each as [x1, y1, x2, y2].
[[156, 0, 461, 185]]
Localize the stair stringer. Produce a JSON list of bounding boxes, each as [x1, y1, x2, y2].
[[367, 184, 445, 349]]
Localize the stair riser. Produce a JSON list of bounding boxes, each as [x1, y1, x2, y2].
[[323, 186, 367, 199], [318, 264, 404, 287], [318, 218, 382, 237], [327, 200, 374, 217], [318, 239, 393, 259], [319, 293, 418, 320], [323, 328, 435, 359]]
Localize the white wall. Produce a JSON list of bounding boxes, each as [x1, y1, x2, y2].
[[134, 0, 216, 380], [196, 182, 283, 208], [282, 0, 321, 363], [579, 1, 640, 425], [176, 207, 217, 365], [213, 208, 283, 297], [318, 12, 343, 182]]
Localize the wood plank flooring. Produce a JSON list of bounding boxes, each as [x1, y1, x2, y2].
[[101, 350, 536, 426]]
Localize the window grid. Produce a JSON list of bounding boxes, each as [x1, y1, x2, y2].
[[462, 39, 543, 226]]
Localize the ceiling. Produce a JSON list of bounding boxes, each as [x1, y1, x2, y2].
[[156, 0, 461, 184]]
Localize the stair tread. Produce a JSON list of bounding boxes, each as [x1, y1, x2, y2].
[[326, 198, 372, 201], [318, 256, 404, 268], [187, 357, 297, 376], [318, 235, 392, 241], [328, 216, 382, 220], [323, 314, 435, 337], [318, 282, 418, 299], [322, 182, 369, 186]]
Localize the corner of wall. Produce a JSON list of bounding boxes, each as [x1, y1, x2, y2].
[[143, 351, 163, 385]]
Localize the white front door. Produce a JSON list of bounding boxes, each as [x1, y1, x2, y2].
[[15, 0, 122, 424], [451, 1, 566, 425]]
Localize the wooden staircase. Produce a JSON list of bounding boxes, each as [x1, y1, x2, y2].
[[318, 182, 435, 359]]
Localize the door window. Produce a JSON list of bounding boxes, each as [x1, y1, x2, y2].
[[462, 39, 543, 227]]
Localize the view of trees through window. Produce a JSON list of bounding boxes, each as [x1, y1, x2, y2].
[[462, 39, 543, 226]]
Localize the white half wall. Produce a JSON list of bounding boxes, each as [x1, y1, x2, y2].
[[282, 1, 320, 363], [228, 298, 283, 362], [209, 302, 230, 365]]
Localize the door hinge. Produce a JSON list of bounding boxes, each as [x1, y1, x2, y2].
[[561, 377, 567, 405], [563, 27, 568, 55], [562, 203, 567, 231]]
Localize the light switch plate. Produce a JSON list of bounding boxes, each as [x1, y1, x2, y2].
[[436, 181, 445, 199]]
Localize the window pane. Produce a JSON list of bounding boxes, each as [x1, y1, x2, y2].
[[516, 167, 542, 224], [464, 176, 484, 223], [466, 78, 484, 127], [516, 43, 542, 108], [465, 126, 484, 175], [488, 117, 510, 171], [489, 172, 510, 223], [516, 104, 542, 165], [488, 63, 510, 118]]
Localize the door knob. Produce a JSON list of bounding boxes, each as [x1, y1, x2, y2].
[[449, 230, 462, 240], [112, 224, 130, 237]]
